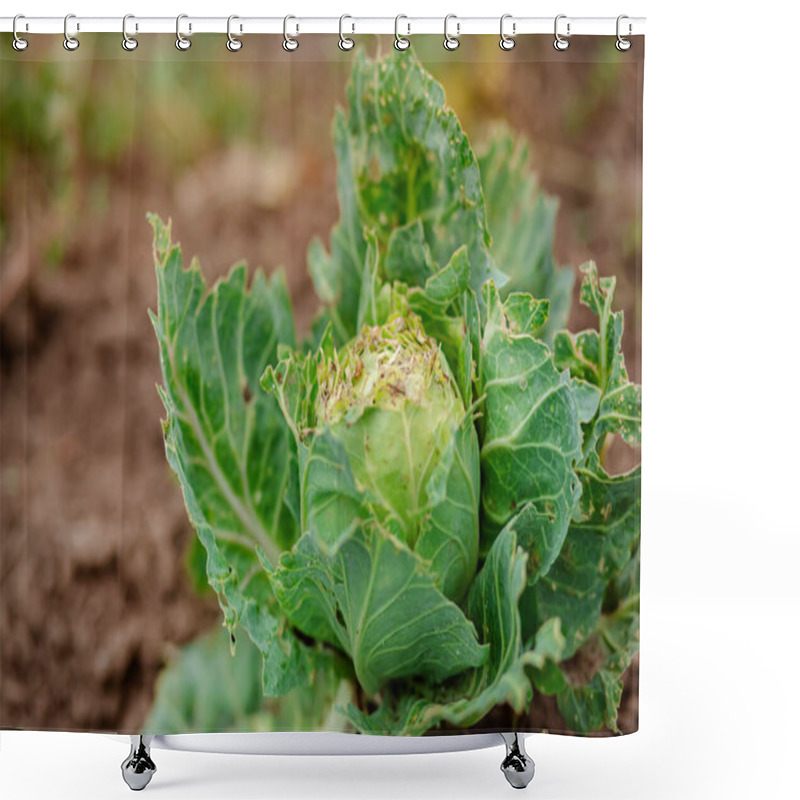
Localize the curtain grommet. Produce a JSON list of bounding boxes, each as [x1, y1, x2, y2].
[[283, 15, 299, 52], [499, 14, 516, 51], [122, 14, 138, 51], [12, 15, 29, 51], [554, 14, 570, 51], [227, 15, 243, 52], [394, 15, 410, 51], [175, 14, 192, 51], [63, 13, 80, 51], [443, 14, 460, 51], [338, 14, 355, 51], [616, 15, 632, 51]]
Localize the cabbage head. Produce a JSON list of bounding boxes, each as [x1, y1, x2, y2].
[[312, 313, 479, 600], [262, 310, 485, 694]]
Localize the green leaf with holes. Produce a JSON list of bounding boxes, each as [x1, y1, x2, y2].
[[525, 455, 640, 659], [150, 214, 320, 696], [477, 281, 582, 567], [554, 261, 642, 457], [308, 50, 506, 344], [478, 124, 574, 339]]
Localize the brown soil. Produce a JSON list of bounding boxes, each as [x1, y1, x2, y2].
[[1, 37, 641, 734]]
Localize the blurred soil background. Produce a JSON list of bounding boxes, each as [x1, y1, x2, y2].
[[0, 35, 642, 732]]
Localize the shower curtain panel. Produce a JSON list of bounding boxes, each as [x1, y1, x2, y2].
[[0, 25, 643, 753]]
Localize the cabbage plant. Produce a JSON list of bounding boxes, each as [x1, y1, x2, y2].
[[147, 49, 640, 737]]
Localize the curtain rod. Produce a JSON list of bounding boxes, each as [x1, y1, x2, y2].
[[1, 16, 646, 37]]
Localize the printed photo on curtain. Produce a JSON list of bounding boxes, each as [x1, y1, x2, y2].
[[0, 24, 643, 785]]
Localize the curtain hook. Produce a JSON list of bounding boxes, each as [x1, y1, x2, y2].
[[499, 14, 515, 51], [394, 14, 410, 51], [283, 15, 299, 51], [227, 15, 243, 51], [12, 14, 29, 51], [63, 13, 80, 51], [443, 14, 460, 51], [176, 14, 191, 50], [616, 14, 632, 51], [339, 14, 355, 51], [122, 14, 138, 51], [553, 14, 570, 51]]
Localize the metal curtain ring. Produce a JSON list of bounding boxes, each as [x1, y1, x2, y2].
[[394, 14, 410, 51], [227, 15, 243, 51], [122, 14, 138, 51], [443, 14, 460, 51], [339, 14, 355, 51], [616, 14, 632, 51], [499, 14, 515, 50], [63, 13, 79, 51], [176, 14, 191, 50], [554, 14, 570, 51], [12, 14, 29, 51], [283, 15, 299, 51]]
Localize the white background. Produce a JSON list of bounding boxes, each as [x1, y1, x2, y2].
[[2, 0, 799, 798]]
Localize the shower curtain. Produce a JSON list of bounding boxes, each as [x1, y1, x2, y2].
[[0, 30, 643, 739]]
